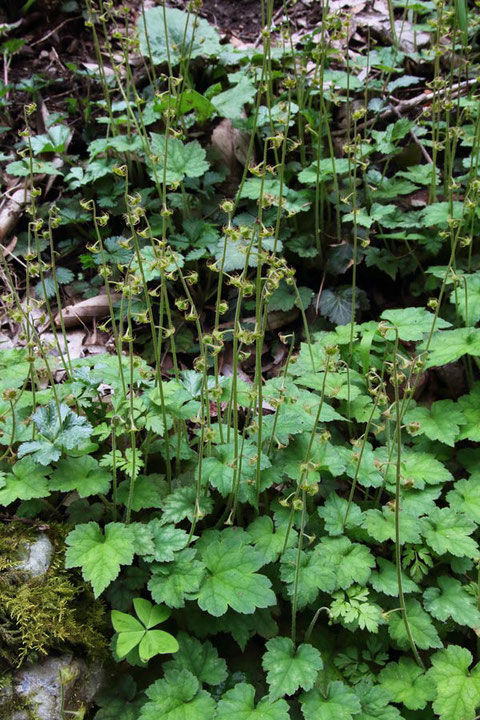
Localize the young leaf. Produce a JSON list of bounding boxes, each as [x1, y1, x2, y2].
[[149, 135, 209, 184], [369, 558, 419, 597], [139, 669, 216, 720], [427, 645, 480, 720], [138, 8, 221, 66], [246, 516, 297, 564], [148, 548, 206, 609], [50, 455, 111, 497], [318, 493, 364, 536], [300, 681, 362, 720], [379, 657, 435, 710], [404, 399, 465, 447], [0, 457, 49, 505], [447, 475, 480, 521], [457, 385, 480, 442], [316, 537, 376, 590], [280, 548, 336, 609], [142, 520, 190, 562], [330, 585, 384, 633], [164, 632, 227, 686], [388, 599, 442, 650], [194, 534, 276, 616], [421, 507, 478, 558], [262, 637, 323, 700], [217, 683, 290, 720], [423, 576, 480, 627], [380, 307, 450, 341], [65, 522, 135, 597], [161, 486, 213, 524], [422, 328, 480, 368]]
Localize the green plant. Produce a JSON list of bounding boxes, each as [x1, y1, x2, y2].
[[112, 598, 178, 663], [1, 0, 480, 718]]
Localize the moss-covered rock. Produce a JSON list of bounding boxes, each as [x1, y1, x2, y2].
[[0, 522, 107, 670], [1, 654, 104, 720]]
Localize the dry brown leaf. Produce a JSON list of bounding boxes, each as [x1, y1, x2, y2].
[[55, 293, 122, 328], [0, 188, 31, 241], [210, 118, 252, 196]]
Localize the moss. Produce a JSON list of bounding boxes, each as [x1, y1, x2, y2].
[[0, 522, 107, 671], [0, 675, 40, 720]]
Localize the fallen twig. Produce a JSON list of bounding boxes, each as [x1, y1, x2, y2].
[[332, 77, 479, 136]]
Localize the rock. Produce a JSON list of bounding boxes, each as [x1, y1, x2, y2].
[[15, 534, 53, 578], [1, 654, 104, 720]]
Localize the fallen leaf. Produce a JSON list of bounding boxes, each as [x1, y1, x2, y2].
[[0, 188, 31, 241], [55, 293, 122, 328]]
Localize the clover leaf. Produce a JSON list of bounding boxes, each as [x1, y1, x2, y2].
[[112, 598, 178, 662]]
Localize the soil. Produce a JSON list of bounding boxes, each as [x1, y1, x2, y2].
[[171, 0, 324, 43], [171, 0, 267, 41]]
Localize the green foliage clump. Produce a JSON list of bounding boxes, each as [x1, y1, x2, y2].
[[2, 1, 480, 719]]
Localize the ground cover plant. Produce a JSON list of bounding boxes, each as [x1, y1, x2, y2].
[[1, 0, 480, 717]]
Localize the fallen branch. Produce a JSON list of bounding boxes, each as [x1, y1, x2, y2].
[[332, 77, 479, 136]]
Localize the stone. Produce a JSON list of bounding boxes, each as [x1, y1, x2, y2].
[[15, 533, 54, 578], [1, 654, 104, 720]]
